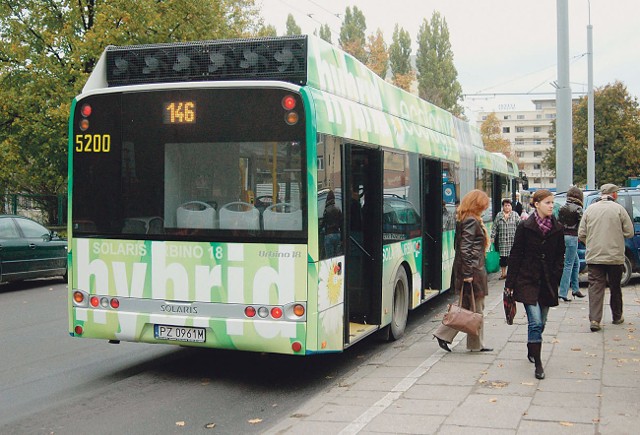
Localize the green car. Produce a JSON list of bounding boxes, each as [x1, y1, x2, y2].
[[0, 215, 67, 284]]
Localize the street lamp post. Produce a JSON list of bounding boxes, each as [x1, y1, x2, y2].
[[587, 1, 596, 189]]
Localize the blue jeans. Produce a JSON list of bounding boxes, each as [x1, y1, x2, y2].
[[524, 302, 549, 343], [559, 235, 580, 298]]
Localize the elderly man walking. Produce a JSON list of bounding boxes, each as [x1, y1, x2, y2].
[[578, 183, 634, 331]]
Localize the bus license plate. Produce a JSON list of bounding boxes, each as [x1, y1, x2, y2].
[[154, 325, 206, 343]]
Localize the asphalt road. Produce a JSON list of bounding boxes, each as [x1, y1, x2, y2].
[[0, 279, 451, 435]]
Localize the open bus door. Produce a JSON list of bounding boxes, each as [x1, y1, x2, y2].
[[343, 144, 382, 344], [422, 158, 444, 296]]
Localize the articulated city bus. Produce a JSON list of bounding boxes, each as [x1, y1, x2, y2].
[[68, 35, 518, 355]]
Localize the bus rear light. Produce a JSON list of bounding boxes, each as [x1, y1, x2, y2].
[[285, 111, 298, 125], [282, 95, 296, 110], [81, 104, 92, 117], [270, 307, 283, 319], [245, 306, 256, 317], [90, 296, 99, 307], [291, 341, 302, 352], [293, 304, 305, 317], [73, 291, 85, 304], [258, 306, 269, 318], [110, 298, 120, 309], [79, 119, 90, 131], [100, 297, 109, 308], [74, 325, 83, 335]]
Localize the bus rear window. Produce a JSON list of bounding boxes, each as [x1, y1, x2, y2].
[[72, 88, 306, 240]]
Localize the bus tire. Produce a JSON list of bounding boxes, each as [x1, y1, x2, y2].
[[621, 255, 632, 287], [389, 266, 409, 341]]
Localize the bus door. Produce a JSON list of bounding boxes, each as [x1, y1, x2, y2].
[[343, 144, 382, 334], [421, 158, 443, 294]]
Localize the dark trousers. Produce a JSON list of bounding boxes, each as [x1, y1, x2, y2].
[[588, 264, 624, 323]]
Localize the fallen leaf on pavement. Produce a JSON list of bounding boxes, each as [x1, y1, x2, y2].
[[489, 398, 497, 403], [571, 347, 581, 351], [560, 422, 574, 427], [176, 421, 186, 427], [521, 382, 534, 386], [205, 423, 216, 429], [248, 418, 263, 424]]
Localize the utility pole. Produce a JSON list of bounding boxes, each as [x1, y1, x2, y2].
[[587, 1, 596, 189], [556, 0, 572, 191]]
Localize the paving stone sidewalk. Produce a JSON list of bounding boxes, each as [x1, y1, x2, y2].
[[267, 277, 640, 434]]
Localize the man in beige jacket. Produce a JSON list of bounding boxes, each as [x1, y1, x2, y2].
[[578, 183, 634, 331]]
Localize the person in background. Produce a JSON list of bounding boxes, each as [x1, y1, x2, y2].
[[578, 183, 634, 331], [323, 190, 342, 257], [490, 198, 520, 279], [434, 189, 492, 353], [557, 186, 586, 301], [513, 192, 524, 216], [505, 189, 565, 380]]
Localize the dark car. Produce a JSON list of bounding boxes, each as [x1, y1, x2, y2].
[[0, 215, 67, 284], [555, 188, 640, 286]]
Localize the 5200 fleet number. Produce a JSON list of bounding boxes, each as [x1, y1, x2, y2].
[[75, 134, 111, 152]]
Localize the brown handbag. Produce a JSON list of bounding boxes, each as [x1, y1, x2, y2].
[[442, 282, 483, 336]]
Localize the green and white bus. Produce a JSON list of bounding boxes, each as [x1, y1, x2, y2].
[[68, 35, 518, 355]]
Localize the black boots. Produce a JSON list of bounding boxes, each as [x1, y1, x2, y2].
[[434, 335, 451, 352], [527, 342, 545, 379]]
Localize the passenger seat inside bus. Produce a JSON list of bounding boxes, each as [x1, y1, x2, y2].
[[263, 203, 302, 231], [176, 201, 217, 229], [219, 202, 260, 230]]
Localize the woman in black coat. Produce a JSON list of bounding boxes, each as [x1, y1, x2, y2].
[[505, 189, 565, 380]]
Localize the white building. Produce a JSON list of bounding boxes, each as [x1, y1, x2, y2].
[[476, 98, 563, 190]]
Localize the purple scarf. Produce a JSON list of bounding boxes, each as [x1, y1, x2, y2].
[[534, 211, 553, 235]]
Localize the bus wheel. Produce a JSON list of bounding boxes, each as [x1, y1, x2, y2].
[[389, 267, 409, 341], [621, 255, 632, 287]]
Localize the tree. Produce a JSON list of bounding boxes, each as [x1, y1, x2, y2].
[[389, 24, 415, 92], [415, 11, 463, 116], [365, 29, 388, 79], [338, 6, 367, 63], [480, 113, 513, 158], [285, 13, 301, 36], [318, 23, 332, 43], [543, 81, 640, 187], [0, 0, 262, 221]]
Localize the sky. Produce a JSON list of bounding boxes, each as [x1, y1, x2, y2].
[[258, 0, 640, 120]]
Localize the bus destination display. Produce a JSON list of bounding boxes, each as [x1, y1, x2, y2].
[[164, 101, 196, 124]]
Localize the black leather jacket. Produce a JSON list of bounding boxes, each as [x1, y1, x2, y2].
[[557, 198, 583, 236]]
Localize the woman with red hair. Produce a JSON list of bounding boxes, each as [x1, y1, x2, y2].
[[434, 189, 492, 352]]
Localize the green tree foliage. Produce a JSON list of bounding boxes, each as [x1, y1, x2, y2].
[[0, 0, 262, 207], [543, 81, 640, 187], [415, 11, 463, 116], [339, 6, 367, 63], [285, 13, 301, 36], [389, 24, 414, 92], [481, 113, 514, 158], [365, 29, 388, 79], [318, 23, 332, 43]]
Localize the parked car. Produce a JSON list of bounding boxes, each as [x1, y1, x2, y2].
[[554, 188, 640, 286], [0, 215, 67, 284]]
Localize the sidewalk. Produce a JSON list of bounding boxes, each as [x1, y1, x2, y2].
[[267, 277, 640, 434]]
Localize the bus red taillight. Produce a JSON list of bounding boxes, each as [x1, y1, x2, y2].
[[73, 291, 85, 304], [74, 325, 83, 335], [282, 95, 296, 110], [270, 307, 283, 319], [90, 296, 99, 307], [110, 298, 120, 309], [81, 103, 92, 117], [245, 306, 256, 317], [79, 119, 90, 131], [293, 304, 305, 317], [291, 341, 302, 352]]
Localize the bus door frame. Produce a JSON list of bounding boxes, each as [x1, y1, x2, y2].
[[342, 143, 383, 341], [421, 158, 444, 293]]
